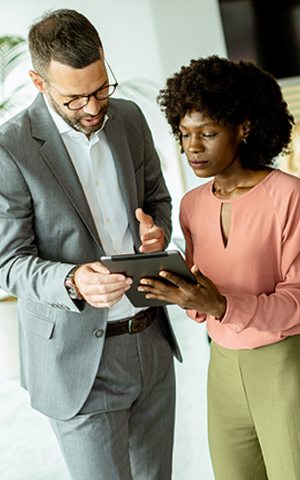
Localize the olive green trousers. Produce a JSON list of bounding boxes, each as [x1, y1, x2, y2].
[[208, 335, 300, 480]]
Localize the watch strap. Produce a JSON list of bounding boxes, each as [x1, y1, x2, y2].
[[64, 267, 83, 300]]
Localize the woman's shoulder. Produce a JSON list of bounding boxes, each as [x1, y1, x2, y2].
[[181, 179, 213, 204], [266, 168, 300, 194], [262, 169, 300, 219], [180, 180, 213, 225]]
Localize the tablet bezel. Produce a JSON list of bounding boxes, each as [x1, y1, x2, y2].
[[100, 250, 196, 307]]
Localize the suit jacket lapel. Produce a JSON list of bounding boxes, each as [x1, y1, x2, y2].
[[105, 107, 140, 251], [29, 94, 103, 249]]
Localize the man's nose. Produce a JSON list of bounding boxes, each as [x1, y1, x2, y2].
[[83, 95, 105, 115]]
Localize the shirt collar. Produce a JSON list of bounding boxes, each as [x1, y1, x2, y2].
[[44, 94, 109, 138]]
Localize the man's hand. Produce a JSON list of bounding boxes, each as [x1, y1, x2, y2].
[[73, 262, 133, 308], [135, 208, 165, 253]]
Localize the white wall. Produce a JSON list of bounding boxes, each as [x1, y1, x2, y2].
[[0, 0, 227, 235], [150, 0, 227, 194], [151, 0, 227, 79]]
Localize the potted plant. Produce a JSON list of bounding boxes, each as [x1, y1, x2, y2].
[[0, 35, 28, 120]]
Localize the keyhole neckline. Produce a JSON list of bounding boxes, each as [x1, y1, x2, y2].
[[210, 169, 275, 203]]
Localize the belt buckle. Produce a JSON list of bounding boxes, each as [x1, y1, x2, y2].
[[128, 318, 134, 334], [128, 311, 148, 335], [128, 317, 143, 334]]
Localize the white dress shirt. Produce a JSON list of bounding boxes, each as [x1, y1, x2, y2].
[[45, 97, 144, 320]]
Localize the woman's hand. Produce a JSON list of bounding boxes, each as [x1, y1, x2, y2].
[[138, 264, 226, 318]]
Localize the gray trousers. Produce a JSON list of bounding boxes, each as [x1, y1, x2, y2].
[[49, 311, 175, 480]]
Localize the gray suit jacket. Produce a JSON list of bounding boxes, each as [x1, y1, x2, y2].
[[0, 94, 181, 420]]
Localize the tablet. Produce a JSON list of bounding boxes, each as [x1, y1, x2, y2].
[[100, 250, 196, 307]]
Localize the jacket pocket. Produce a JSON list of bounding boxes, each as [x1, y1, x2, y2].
[[21, 310, 55, 339]]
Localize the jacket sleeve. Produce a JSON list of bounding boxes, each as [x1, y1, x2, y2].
[[0, 144, 79, 311]]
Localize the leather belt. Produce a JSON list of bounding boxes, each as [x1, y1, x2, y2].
[[106, 307, 157, 337]]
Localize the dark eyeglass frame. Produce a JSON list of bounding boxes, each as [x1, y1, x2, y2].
[[63, 59, 118, 111]]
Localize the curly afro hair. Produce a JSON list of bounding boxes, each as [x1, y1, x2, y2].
[[157, 56, 294, 170]]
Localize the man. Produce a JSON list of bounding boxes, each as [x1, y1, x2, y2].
[[0, 9, 181, 480]]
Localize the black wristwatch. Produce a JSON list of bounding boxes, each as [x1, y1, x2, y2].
[[64, 267, 82, 300]]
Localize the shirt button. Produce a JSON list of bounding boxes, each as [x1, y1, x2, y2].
[[95, 181, 99, 186], [106, 218, 110, 224], [94, 329, 104, 338]]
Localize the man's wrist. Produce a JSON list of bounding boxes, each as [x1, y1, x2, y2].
[[64, 267, 83, 300]]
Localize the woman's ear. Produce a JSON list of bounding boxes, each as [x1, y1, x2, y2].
[[242, 120, 251, 139]]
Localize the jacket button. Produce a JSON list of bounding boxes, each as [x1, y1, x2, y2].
[[94, 329, 104, 338]]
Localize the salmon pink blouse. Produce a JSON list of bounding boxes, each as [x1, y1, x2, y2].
[[180, 169, 300, 349]]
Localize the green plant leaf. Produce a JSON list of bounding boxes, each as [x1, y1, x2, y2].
[[0, 35, 28, 114], [0, 36, 27, 80]]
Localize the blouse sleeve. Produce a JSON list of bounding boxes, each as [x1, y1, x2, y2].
[[180, 195, 207, 324]]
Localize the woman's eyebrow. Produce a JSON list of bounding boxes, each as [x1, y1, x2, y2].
[[179, 122, 214, 129]]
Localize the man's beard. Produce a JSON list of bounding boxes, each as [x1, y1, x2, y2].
[[47, 89, 108, 135]]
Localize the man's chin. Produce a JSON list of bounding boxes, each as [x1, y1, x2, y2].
[[75, 118, 104, 135]]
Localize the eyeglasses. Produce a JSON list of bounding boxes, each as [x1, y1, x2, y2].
[[63, 59, 118, 111]]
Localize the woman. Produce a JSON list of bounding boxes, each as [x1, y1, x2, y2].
[[138, 56, 300, 480]]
